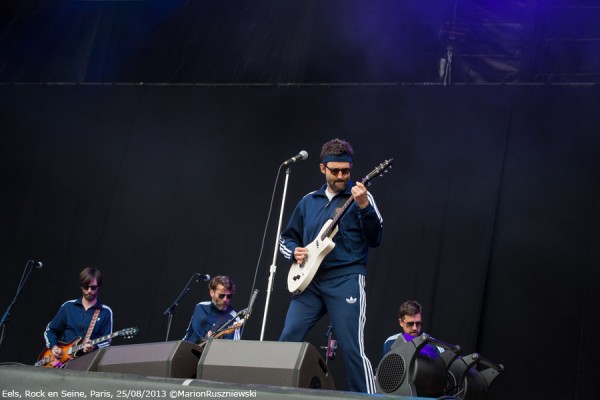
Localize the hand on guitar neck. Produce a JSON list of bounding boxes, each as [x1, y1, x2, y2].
[[350, 181, 370, 209]]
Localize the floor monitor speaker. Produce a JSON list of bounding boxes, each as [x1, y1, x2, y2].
[[197, 340, 335, 389], [64, 348, 107, 372], [97, 340, 203, 378]]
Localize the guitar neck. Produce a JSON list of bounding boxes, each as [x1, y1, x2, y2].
[[322, 197, 353, 239], [321, 176, 370, 239], [71, 331, 116, 353]]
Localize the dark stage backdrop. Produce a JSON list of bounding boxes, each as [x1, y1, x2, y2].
[[1, 84, 599, 400]]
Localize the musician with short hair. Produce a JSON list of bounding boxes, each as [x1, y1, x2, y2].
[[182, 275, 241, 344], [43, 267, 113, 361], [382, 300, 445, 359], [278, 138, 384, 393], [383, 300, 424, 356]]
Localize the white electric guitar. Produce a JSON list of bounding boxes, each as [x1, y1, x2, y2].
[[287, 159, 394, 294]]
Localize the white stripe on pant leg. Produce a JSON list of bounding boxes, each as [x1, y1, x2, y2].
[[357, 274, 376, 394]]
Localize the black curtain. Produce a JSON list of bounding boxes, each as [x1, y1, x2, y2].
[[1, 83, 599, 399], [1, 1, 600, 398]]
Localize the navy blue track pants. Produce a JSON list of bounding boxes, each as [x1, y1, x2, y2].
[[279, 273, 375, 393]]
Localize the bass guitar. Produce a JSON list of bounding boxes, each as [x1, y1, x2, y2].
[[35, 326, 139, 368], [287, 158, 393, 294]]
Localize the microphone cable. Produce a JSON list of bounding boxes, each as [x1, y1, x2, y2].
[[242, 164, 285, 338]]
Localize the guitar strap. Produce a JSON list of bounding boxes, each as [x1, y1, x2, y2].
[[84, 309, 101, 342], [332, 196, 348, 218], [208, 312, 231, 337]]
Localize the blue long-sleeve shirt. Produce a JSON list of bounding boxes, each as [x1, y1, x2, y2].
[[182, 301, 241, 344], [44, 297, 113, 349], [279, 182, 383, 280]]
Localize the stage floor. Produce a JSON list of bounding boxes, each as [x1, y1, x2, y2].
[[0, 363, 433, 400]]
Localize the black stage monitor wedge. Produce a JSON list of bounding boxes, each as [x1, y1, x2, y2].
[[97, 340, 203, 378], [197, 340, 335, 390], [64, 348, 107, 372]]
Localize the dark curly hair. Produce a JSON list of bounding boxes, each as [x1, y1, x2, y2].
[[320, 138, 354, 160]]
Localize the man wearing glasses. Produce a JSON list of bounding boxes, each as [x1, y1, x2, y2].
[[382, 300, 426, 356], [183, 275, 241, 344], [279, 138, 384, 393], [44, 267, 114, 360]]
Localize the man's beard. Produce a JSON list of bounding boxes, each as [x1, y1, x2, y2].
[[213, 299, 228, 311], [328, 179, 347, 193]]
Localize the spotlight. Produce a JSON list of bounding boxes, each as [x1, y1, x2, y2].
[[444, 353, 505, 400], [376, 333, 460, 397]]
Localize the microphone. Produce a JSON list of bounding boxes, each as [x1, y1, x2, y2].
[[194, 273, 211, 282], [282, 150, 308, 166], [30, 260, 43, 269], [245, 289, 259, 319]]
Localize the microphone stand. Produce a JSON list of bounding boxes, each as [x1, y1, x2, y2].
[[443, 45, 453, 86], [163, 273, 199, 342], [320, 325, 337, 366], [0, 260, 38, 349], [260, 166, 292, 341]]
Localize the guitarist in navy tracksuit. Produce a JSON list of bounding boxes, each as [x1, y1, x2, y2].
[[279, 138, 384, 393], [43, 267, 113, 363], [182, 275, 241, 344]]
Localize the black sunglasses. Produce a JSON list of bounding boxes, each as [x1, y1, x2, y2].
[[217, 293, 233, 299], [403, 321, 422, 328], [325, 165, 351, 176], [81, 285, 98, 291]]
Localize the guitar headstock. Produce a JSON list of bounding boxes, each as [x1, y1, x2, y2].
[[363, 158, 394, 185], [118, 327, 139, 339]]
